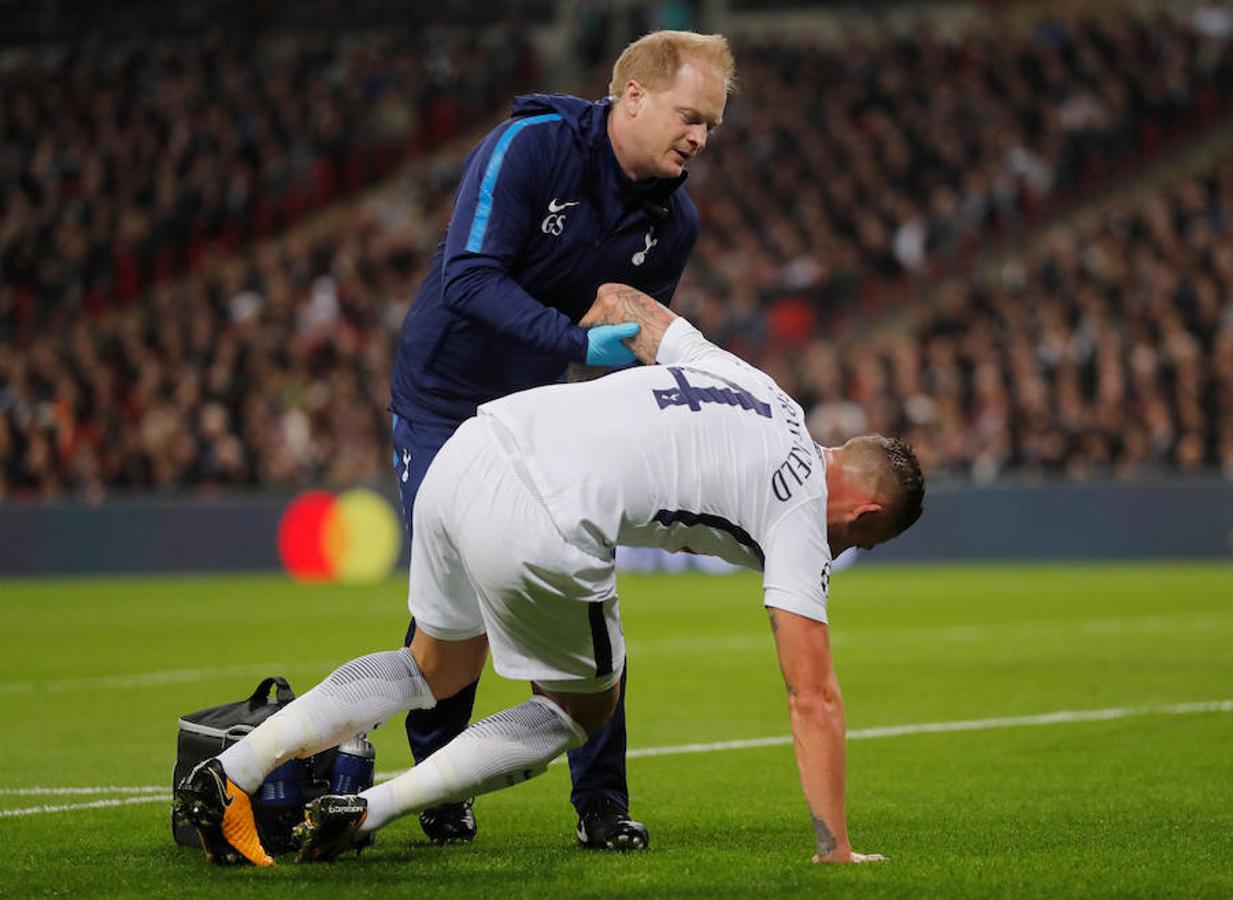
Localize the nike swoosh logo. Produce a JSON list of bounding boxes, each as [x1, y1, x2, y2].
[[209, 767, 233, 806], [548, 198, 580, 213]]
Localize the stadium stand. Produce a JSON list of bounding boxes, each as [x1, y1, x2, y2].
[[0, 15, 538, 499], [1, 5, 1231, 500], [0, 22, 539, 330], [676, 10, 1233, 344], [796, 152, 1233, 481]]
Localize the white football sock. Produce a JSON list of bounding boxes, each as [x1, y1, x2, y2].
[[218, 648, 435, 794], [359, 696, 587, 833]]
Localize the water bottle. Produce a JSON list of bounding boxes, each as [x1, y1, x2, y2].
[[330, 733, 376, 795], [258, 758, 303, 808]]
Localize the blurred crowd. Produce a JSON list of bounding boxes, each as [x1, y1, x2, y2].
[[786, 155, 1233, 482], [1, 0, 555, 45], [679, 9, 1233, 329], [2, 8, 1233, 501], [0, 22, 538, 334], [0, 90, 482, 499]]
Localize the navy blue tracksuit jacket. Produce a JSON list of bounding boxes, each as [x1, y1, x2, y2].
[[389, 93, 700, 806], [391, 92, 699, 431]]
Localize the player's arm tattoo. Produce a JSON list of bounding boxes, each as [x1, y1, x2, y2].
[[578, 283, 677, 365], [602, 285, 674, 343], [812, 815, 837, 857], [768, 610, 799, 697]]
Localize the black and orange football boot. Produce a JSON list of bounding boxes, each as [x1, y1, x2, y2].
[[173, 758, 275, 867]]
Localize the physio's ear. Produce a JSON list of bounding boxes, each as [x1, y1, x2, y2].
[[622, 80, 647, 114]]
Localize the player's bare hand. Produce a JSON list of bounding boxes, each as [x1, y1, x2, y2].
[[811, 850, 887, 864], [579, 283, 676, 364], [579, 282, 639, 327]]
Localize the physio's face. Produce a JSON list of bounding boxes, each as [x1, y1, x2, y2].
[[626, 59, 726, 180]]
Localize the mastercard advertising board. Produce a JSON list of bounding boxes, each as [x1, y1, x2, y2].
[[277, 489, 402, 584]]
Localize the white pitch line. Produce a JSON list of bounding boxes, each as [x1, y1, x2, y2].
[[6, 698, 1230, 818], [0, 663, 290, 696], [617, 698, 1233, 759], [0, 795, 168, 818], [380, 697, 1233, 778], [0, 786, 169, 796], [844, 699, 1233, 741]]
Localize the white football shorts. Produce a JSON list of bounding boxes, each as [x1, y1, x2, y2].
[[408, 416, 624, 694]]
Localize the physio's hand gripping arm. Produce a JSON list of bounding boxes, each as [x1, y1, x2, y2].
[[579, 282, 679, 364]]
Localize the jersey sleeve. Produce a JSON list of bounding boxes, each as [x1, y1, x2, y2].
[[656, 318, 749, 370], [760, 499, 832, 623], [441, 116, 588, 363]]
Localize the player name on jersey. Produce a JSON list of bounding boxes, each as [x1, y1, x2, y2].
[[771, 446, 817, 502], [770, 389, 818, 502]]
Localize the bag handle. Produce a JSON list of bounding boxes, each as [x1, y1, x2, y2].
[[248, 676, 295, 708]]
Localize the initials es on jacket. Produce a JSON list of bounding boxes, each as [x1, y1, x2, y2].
[[541, 198, 580, 236]]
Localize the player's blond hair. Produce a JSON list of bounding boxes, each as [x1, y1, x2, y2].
[[609, 31, 736, 98]]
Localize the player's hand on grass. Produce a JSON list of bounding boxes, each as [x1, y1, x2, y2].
[[812, 849, 887, 864], [585, 322, 640, 366]]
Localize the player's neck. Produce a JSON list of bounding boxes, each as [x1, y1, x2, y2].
[[822, 447, 858, 555]]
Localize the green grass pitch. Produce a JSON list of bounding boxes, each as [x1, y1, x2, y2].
[[2, 562, 1231, 898]]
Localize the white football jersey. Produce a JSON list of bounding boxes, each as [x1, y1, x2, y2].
[[479, 319, 833, 622]]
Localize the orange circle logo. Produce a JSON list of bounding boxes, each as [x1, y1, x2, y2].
[[277, 489, 402, 583]]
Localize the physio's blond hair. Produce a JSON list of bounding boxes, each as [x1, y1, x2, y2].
[[609, 31, 736, 98]]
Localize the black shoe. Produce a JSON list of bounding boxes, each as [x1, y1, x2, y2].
[[576, 797, 649, 851], [293, 795, 373, 862], [172, 758, 274, 867], [419, 800, 477, 845]]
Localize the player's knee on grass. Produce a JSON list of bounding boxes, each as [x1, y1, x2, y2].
[[409, 631, 489, 701], [534, 683, 620, 736]]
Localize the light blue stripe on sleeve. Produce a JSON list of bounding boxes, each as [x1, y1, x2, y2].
[[465, 113, 562, 253]]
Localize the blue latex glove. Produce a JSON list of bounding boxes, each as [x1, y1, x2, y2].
[[585, 323, 640, 366]]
